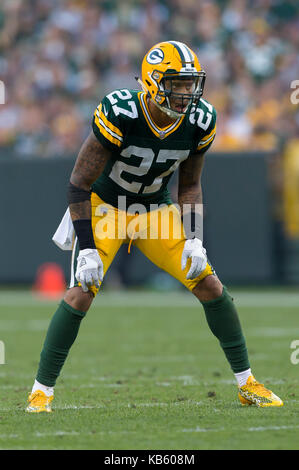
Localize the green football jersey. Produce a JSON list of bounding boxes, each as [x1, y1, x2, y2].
[[92, 88, 216, 210]]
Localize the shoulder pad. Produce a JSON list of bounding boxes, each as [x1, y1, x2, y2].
[[92, 89, 138, 150], [104, 89, 139, 119], [189, 98, 217, 153]]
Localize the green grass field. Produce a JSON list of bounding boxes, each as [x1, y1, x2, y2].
[[0, 287, 299, 450]]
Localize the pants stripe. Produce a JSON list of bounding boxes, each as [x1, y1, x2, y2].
[[69, 237, 78, 288]]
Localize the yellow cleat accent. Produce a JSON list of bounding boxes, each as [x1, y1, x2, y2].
[[238, 375, 283, 407], [26, 390, 54, 413]]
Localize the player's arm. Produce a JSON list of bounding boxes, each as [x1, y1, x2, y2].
[[67, 132, 111, 291], [69, 132, 111, 222], [178, 152, 205, 239], [178, 152, 207, 280], [178, 99, 216, 239], [179, 99, 216, 279]]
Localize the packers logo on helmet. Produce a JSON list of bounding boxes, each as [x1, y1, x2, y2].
[[137, 41, 206, 118], [146, 48, 164, 64], [146, 47, 164, 64]]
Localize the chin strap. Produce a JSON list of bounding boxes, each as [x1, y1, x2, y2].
[[153, 99, 184, 119], [135, 77, 184, 119], [135, 77, 148, 94]]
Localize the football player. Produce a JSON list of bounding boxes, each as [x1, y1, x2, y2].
[[26, 41, 283, 412]]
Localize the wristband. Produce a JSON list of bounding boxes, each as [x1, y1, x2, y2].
[[67, 182, 91, 205], [73, 219, 96, 250]]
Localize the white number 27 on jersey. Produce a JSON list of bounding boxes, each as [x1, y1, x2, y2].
[[109, 146, 189, 194], [106, 89, 138, 119]]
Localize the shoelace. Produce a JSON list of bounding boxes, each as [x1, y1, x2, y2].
[[249, 381, 271, 396], [30, 391, 50, 405]]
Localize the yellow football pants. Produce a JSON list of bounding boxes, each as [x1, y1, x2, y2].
[[70, 193, 214, 295]]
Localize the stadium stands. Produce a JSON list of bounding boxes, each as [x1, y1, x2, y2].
[[0, 0, 298, 158]]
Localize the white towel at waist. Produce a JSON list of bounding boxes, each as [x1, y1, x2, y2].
[[52, 208, 74, 251]]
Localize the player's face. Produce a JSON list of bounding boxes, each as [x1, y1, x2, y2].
[[164, 78, 197, 114]]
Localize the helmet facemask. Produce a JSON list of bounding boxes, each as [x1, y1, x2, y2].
[[153, 71, 206, 119]]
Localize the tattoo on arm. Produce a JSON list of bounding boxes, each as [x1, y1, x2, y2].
[[71, 132, 111, 189], [69, 200, 92, 222], [69, 132, 111, 221], [178, 153, 205, 210], [178, 153, 205, 239]]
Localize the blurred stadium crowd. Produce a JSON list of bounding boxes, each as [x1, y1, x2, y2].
[[0, 0, 298, 159]]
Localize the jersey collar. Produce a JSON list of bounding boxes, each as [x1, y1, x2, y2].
[[138, 92, 184, 140]]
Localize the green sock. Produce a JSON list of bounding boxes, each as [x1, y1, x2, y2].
[[36, 300, 86, 387], [201, 287, 250, 373]]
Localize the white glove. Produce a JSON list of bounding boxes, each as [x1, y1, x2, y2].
[[75, 248, 104, 292], [181, 238, 207, 280]]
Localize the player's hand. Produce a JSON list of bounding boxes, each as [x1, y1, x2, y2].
[[75, 249, 104, 292], [181, 238, 207, 280]]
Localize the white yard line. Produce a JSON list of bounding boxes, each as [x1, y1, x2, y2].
[[182, 427, 225, 433], [182, 425, 299, 433], [0, 319, 49, 331], [54, 400, 204, 409], [2, 322, 296, 336], [0, 400, 204, 412], [0, 398, 298, 414], [246, 327, 299, 338], [0, 376, 294, 388], [248, 425, 299, 432], [0, 290, 299, 308], [0, 430, 135, 440], [1, 424, 298, 443]]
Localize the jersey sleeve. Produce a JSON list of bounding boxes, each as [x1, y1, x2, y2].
[[195, 100, 217, 154], [92, 95, 124, 151]]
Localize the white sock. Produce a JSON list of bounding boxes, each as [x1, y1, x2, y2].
[[32, 380, 54, 397], [234, 368, 252, 387]]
